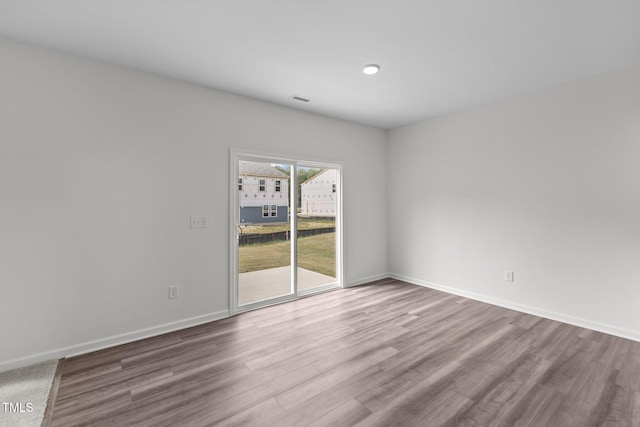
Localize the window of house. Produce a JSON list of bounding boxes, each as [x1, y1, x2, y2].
[[262, 205, 269, 217], [275, 180, 281, 192], [238, 178, 243, 191], [259, 179, 266, 192], [271, 205, 277, 217]]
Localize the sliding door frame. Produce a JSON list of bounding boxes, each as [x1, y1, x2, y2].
[[229, 148, 343, 315]]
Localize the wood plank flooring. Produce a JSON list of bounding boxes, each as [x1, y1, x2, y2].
[[50, 279, 640, 426]]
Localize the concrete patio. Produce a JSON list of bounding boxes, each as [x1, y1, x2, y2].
[[238, 266, 336, 306]]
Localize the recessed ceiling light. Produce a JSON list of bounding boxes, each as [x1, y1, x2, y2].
[[362, 64, 381, 75]]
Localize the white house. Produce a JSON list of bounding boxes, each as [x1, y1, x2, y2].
[[239, 161, 289, 224], [300, 169, 337, 217]]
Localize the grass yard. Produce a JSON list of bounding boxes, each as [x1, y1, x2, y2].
[[239, 216, 335, 235], [239, 232, 336, 277]]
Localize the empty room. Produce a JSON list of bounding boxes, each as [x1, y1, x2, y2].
[[1, 1, 639, 426]]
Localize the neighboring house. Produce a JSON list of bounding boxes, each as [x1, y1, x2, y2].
[[239, 161, 289, 224], [300, 169, 337, 217]]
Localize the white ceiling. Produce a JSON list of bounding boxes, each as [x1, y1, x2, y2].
[[1, 1, 639, 129]]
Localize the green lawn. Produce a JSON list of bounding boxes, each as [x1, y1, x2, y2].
[[239, 232, 336, 277]]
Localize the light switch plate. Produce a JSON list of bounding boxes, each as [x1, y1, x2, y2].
[[190, 216, 207, 229]]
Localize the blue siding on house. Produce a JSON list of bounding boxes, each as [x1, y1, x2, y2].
[[240, 206, 289, 224]]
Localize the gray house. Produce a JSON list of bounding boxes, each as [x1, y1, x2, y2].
[[239, 161, 289, 224]]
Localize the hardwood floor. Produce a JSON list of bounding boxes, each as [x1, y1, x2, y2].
[[50, 279, 640, 426]]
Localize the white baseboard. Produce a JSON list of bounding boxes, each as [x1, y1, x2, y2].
[[9, 272, 635, 373], [0, 274, 388, 373], [390, 273, 640, 343], [345, 272, 391, 288], [0, 310, 230, 373]]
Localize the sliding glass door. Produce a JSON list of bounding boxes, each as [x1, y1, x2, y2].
[[230, 151, 341, 313], [236, 160, 293, 305], [296, 164, 338, 294]]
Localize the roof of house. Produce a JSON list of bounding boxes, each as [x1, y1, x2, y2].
[[301, 169, 330, 185], [239, 161, 289, 179]]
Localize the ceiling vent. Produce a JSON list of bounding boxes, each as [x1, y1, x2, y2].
[[291, 95, 310, 103]]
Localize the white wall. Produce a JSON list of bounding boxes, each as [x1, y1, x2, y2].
[[0, 38, 388, 370], [388, 67, 640, 340]]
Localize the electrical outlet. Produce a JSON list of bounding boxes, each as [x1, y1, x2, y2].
[[190, 216, 207, 229], [168, 285, 179, 299], [504, 271, 514, 282]]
